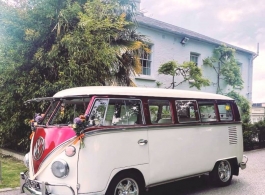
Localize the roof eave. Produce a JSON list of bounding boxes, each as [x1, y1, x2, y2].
[[137, 18, 256, 56]]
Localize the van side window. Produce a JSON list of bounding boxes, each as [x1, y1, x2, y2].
[[89, 99, 108, 125], [198, 101, 217, 122], [175, 100, 199, 123], [148, 100, 172, 124], [217, 102, 233, 121], [104, 99, 143, 125]]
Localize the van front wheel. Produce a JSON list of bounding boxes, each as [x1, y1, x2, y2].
[[106, 172, 145, 195], [210, 160, 233, 187]]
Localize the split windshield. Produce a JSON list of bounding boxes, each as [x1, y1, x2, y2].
[[31, 97, 143, 126], [34, 98, 91, 126]]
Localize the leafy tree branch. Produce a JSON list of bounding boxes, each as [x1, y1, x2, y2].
[[203, 44, 243, 94], [158, 61, 210, 90]]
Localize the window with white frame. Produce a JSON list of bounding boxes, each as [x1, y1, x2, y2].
[[190, 52, 200, 66], [140, 46, 152, 75]]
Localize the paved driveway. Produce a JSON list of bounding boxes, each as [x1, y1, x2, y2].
[[147, 149, 265, 195], [3, 148, 265, 195]]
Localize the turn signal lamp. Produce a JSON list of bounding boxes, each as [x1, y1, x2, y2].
[[65, 145, 76, 157]]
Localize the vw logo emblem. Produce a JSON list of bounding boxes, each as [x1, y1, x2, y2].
[[33, 137, 45, 161]]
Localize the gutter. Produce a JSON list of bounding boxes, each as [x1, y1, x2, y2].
[[253, 43, 259, 60], [247, 43, 259, 101], [136, 16, 256, 55]]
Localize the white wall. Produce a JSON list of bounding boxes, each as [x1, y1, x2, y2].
[[251, 107, 265, 123], [134, 25, 253, 100]]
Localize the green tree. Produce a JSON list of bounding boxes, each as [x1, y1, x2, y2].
[[226, 91, 250, 123], [157, 61, 210, 89], [203, 44, 243, 94], [203, 44, 250, 124], [0, 0, 148, 151]]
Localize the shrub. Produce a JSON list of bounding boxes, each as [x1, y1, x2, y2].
[[254, 120, 265, 148], [242, 123, 256, 150], [242, 120, 265, 151]]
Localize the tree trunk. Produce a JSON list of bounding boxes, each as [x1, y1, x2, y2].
[[172, 75, 175, 89]]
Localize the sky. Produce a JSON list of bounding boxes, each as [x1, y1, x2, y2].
[[140, 0, 265, 103]]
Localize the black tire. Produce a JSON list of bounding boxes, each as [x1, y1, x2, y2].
[[210, 160, 233, 187], [106, 171, 146, 195]]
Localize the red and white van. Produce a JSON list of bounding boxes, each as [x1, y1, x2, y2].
[[20, 86, 248, 195]]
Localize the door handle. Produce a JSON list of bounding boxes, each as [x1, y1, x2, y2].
[[138, 139, 148, 145]]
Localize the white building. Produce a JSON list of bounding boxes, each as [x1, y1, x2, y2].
[[133, 7, 256, 101], [251, 103, 265, 123]]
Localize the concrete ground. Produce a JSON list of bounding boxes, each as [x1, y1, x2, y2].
[[2, 148, 265, 195], [0, 188, 20, 195]]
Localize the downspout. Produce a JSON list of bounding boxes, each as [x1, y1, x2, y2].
[[135, 0, 141, 13], [248, 43, 259, 101]]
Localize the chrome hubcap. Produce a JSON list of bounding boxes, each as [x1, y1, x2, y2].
[[115, 178, 139, 195], [218, 160, 231, 182]]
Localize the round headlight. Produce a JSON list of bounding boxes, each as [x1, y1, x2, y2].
[[23, 153, 29, 168], [51, 160, 69, 178]]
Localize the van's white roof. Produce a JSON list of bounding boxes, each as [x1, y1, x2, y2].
[[53, 86, 233, 100]]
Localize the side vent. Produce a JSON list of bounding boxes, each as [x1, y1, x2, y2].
[[228, 126, 237, 144]]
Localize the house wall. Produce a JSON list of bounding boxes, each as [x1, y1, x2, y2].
[[251, 103, 265, 123], [251, 107, 265, 123], [134, 25, 253, 100]]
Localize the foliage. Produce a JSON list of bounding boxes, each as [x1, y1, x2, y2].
[[0, 0, 148, 152], [158, 61, 210, 90], [203, 44, 243, 94], [242, 120, 265, 151], [156, 81, 163, 88], [254, 120, 265, 148], [242, 123, 256, 150], [226, 91, 250, 123]]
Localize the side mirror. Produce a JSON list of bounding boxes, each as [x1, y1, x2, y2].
[[85, 114, 90, 121]]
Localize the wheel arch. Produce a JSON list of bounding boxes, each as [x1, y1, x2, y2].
[[228, 158, 239, 176], [110, 168, 146, 187], [212, 157, 239, 176], [105, 167, 147, 195]]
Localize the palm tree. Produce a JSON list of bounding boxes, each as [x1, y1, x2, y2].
[[110, 0, 150, 86]]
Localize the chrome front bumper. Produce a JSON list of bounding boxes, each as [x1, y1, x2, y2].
[[239, 155, 248, 170], [20, 171, 75, 195]]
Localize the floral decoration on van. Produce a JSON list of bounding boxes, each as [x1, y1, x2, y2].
[[27, 113, 45, 139], [72, 115, 86, 133], [28, 113, 44, 125], [72, 115, 88, 148], [27, 113, 42, 125]]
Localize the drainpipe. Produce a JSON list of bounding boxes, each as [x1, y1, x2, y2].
[[135, 0, 141, 12], [248, 43, 259, 102]]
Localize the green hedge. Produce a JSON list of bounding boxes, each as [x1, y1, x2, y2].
[[243, 120, 265, 151]]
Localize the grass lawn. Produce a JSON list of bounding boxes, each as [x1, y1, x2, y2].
[[0, 155, 26, 189]]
